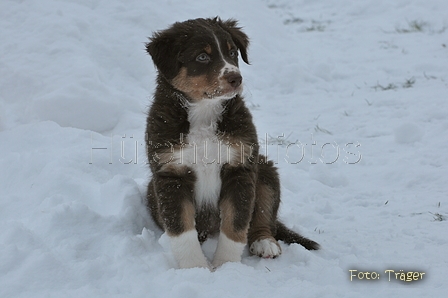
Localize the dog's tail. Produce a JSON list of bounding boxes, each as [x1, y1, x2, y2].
[[275, 220, 320, 250]]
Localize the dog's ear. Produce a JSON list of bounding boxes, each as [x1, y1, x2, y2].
[[146, 28, 184, 80], [218, 19, 250, 64]]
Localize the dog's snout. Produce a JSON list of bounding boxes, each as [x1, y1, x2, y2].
[[225, 72, 242, 88]]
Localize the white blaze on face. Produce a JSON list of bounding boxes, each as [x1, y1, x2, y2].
[[212, 34, 242, 99], [214, 34, 240, 75]]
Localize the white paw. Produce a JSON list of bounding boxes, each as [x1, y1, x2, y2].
[[170, 230, 210, 269], [212, 232, 245, 268], [250, 238, 282, 259]]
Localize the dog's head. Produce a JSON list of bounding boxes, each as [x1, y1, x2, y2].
[[146, 17, 249, 102]]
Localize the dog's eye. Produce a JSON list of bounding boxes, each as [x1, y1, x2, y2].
[[196, 53, 210, 63], [229, 49, 238, 58]]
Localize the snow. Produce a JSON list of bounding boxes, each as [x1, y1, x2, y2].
[[1, 0, 447, 296]]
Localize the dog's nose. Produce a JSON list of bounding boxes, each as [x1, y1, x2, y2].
[[225, 73, 242, 88]]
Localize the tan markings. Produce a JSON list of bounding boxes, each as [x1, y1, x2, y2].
[[204, 44, 212, 55], [164, 200, 195, 237], [172, 68, 216, 101], [227, 42, 231, 51], [225, 142, 245, 166], [171, 67, 240, 101], [181, 200, 196, 231], [158, 163, 188, 176], [220, 200, 248, 243], [154, 143, 192, 175], [224, 136, 258, 166], [152, 144, 183, 165]]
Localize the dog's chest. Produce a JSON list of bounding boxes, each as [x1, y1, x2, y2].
[[182, 100, 234, 207]]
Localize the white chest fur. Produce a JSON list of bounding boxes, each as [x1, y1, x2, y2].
[[181, 99, 235, 207]]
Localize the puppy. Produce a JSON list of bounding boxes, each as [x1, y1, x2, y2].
[[145, 17, 319, 269]]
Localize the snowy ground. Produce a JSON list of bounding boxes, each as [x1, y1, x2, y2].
[[1, 0, 447, 297]]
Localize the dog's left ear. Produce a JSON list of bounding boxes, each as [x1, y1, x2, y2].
[[218, 19, 250, 64]]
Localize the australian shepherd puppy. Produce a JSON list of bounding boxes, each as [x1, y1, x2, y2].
[[145, 17, 319, 270]]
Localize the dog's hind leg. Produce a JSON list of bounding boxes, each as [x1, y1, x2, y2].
[[248, 158, 282, 258]]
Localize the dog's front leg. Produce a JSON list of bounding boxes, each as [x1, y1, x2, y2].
[[154, 171, 210, 269], [212, 166, 256, 268]]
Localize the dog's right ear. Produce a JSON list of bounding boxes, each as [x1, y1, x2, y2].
[[146, 29, 183, 81]]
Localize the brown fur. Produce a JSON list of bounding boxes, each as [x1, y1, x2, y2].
[[145, 17, 319, 268], [219, 199, 249, 243], [172, 67, 222, 101]]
